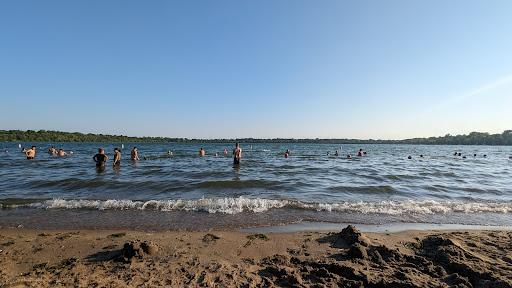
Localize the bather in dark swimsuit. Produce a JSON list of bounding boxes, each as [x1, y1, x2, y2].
[[94, 154, 108, 166]]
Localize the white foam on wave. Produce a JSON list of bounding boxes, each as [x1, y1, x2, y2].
[[6, 197, 512, 215], [22, 197, 288, 214]]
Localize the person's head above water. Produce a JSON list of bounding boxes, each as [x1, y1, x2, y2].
[[408, 155, 412, 159], [98, 148, 105, 154]]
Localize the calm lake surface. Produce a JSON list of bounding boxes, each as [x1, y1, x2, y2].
[[1, 142, 512, 230]]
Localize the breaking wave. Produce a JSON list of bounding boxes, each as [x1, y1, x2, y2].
[[2, 197, 512, 215]]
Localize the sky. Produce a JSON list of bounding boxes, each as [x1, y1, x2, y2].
[[1, 0, 511, 140]]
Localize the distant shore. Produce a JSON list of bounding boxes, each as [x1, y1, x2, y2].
[[1, 226, 511, 287], [2, 129, 512, 145]]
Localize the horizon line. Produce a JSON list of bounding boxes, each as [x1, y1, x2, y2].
[[1, 129, 510, 142]]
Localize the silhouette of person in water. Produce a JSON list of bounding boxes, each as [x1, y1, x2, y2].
[[334, 150, 339, 156], [199, 148, 206, 157], [113, 148, 121, 166], [357, 149, 364, 157], [131, 147, 139, 161], [233, 142, 242, 165], [93, 148, 108, 172]]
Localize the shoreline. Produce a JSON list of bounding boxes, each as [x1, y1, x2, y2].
[[1, 226, 511, 287]]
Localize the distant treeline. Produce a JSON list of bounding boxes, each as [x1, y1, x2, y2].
[[1, 130, 512, 145]]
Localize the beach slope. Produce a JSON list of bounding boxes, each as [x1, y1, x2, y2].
[[1, 226, 511, 287]]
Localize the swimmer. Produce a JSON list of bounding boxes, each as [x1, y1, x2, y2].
[[483, 154, 487, 158], [233, 142, 242, 165], [93, 148, 108, 167], [57, 149, 67, 157], [327, 151, 330, 156], [48, 146, 57, 155], [363, 151, 367, 155], [357, 149, 363, 157], [454, 151, 458, 156], [462, 156, 467, 159], [113, 148, 121, 166], [420, 155, 424, 158], [346, 154, 352, 159], [224, 148, 228, 156], [408, 155, 412, 159], [131, 147, 139, 161], [334, 150, 339, 156], [199, 148, 206, 157], [167, 150, 173, 156], [25, 146, 36, 159], [474, 154, 477, 157], [458, 153, 462, 157]]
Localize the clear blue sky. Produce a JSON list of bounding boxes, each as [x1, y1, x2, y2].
[[1, 0, 511, 139]]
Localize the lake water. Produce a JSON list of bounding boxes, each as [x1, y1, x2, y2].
[[1, 142, 512, 230]]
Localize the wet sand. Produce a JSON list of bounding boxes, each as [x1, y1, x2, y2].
[[1, 226, 511, 287]]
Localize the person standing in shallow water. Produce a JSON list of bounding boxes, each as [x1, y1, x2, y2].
[[233, 143, 242, 165], [113, 148, 121, 167], [25, 146, 36, 159], [131, 147, 139, 161], [93, 148, 108, 172], [199, 148, 206, 157]]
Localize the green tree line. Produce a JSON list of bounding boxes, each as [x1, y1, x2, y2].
[[1, 129, 511, 145]]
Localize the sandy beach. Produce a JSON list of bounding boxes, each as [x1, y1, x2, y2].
[[1, 226, 511, 287]]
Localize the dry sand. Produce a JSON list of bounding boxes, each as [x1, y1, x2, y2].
[[1, 226, 511, 287]]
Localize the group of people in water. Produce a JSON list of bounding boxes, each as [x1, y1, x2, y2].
[[89, 143, 243, 171], [21, 146, 70, 159], [327, 148, 367, 159], [47, 146, 71, 157], [18, 144, 512, 168]]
